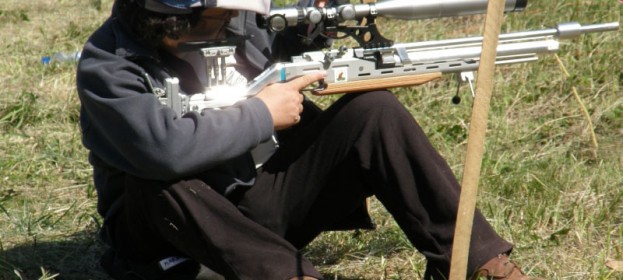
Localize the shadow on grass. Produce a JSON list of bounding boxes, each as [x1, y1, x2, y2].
[[0, 230, 110, 280], [320, 275, 368, 280], [0, 231, 371, 280]]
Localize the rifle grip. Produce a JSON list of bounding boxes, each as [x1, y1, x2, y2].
[[312, 72, 442, 95]]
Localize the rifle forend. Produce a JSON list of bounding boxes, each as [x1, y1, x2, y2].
[[159, 22, 619, 115]]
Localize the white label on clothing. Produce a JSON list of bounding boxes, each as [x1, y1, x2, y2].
[[159, 256, 188, 271]]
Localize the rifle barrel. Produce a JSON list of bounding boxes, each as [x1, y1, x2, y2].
[[374, 0, 525, 20]]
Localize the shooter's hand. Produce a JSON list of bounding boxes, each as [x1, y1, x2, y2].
[[256, 71, 326, 130]]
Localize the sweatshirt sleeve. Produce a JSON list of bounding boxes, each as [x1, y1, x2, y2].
[[76, 39, 274, 181]]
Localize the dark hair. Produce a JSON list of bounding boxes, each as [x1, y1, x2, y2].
[[116, 0, 203, 47]]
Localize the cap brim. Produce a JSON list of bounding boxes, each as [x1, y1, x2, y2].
[[142, 0, 271, 15], [215, 0, 271, 15]]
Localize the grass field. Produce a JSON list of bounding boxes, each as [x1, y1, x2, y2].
[[0, 0, 621, 279]]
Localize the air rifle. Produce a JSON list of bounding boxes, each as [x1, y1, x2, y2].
[[158, 0, 619, 116]]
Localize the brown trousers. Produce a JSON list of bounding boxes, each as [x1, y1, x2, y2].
[[107, 91, 512, 280]]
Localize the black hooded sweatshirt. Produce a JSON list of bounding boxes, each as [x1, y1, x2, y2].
[[76, 3, 320, 220]]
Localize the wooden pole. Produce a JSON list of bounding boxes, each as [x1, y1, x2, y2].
[[448, 1, 506, 279]]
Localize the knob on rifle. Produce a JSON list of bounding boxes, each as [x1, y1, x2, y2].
[[266, 14, 288, 32], [452, 95, 461, 105]]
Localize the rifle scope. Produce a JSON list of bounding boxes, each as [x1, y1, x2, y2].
[[265, 0, 528, 32]]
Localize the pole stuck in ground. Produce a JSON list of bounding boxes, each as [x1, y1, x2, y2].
[[448, 0, 506, 279]]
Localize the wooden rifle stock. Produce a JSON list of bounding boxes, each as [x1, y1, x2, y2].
[[311, 72, 442, 95]]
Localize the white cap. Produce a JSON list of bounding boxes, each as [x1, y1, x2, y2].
[[140, 0, 271, 15]]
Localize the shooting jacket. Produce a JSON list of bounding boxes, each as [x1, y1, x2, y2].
[[77, 4, 320, 221]]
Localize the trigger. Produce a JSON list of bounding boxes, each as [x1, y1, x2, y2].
[[312, 79, 328, 94], [316, 79, 327, 91], [300, 79, 327, 94]]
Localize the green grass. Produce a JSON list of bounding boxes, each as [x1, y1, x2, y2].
[[0, 0, 621, 279]]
